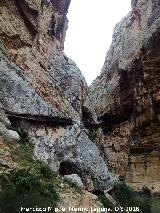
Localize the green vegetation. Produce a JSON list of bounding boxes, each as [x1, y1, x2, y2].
[[17, 129, 30, 144], [97, 182, 157, 213], [63, 178, 82, 193], [0, 138, 59, 213], [6, 136, 35, 170], [45, 126, 49, 135], [37, 161, 55, 180], [1, 127, 160, 213], [114, 182, 152, 213], [97, 194, 113, 209], [0, 128, 84, 213], [151, 197, 160, 213], [0, 169, 59, 213]]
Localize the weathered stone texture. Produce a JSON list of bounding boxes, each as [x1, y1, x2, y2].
[[90, 0, 160, 191], [0, 46, 58, 116], [126, 150, 160, 193], [0, 0, 94, 120], [0, 0, 114, 190], [14, 119, 116, 191]]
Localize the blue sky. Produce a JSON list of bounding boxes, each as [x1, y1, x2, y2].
[[65, 0, 131, 85]]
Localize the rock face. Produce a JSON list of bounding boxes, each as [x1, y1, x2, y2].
[[64, 174, 84, 189], [90, 0, 160, 192], [15, 119, 115, 190], [0, 0, 95, 120], [0, 0, 115, 190], [59, 188, 103, 213], [0, 47, 56, 116]]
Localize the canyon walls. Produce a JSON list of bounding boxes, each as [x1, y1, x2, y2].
[[1, 0, 160, 194], [0, 0, 115, 191], [0, 0, 95, 119], [90, 0, 160, 193]]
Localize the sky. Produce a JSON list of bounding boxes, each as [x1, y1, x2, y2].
[[64, 0, 131, 85]]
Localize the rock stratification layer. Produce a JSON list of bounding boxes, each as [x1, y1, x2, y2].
[[90, 0, 160, 192], [0, 0, 115, 190]]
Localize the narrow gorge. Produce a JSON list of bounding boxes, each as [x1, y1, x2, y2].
[[0, 0, 160, 212]]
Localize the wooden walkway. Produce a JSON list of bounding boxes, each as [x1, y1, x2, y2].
[[3, 109, 101, 128], [5, 109, 74, 126], [0, 107, 104, 129]]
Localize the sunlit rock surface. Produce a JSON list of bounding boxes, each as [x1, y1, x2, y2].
[[14, 120, 115, 191], [0, 0, 95, 120], [0, 0, 115, 190], [90, 0, 160, 192]]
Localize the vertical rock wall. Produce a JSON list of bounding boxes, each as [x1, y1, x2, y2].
[[0, 0, 115, 191], [90, 0, 160, 192], [0, 0, 95, 120]]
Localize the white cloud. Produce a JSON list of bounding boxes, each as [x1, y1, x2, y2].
[[64, 0, 131, 85]]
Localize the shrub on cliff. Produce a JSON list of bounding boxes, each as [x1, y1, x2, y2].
[[114, 182, 152, 213], [17, 129, 30, 144], [0, 169, 59, 213]]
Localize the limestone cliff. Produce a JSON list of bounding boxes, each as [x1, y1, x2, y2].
[[90, 0, 160, 193], [0, 133, 104, 211], [0, 0, 115, 191], [0, 0, 93, 120]]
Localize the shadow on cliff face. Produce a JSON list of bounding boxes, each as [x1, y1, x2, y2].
[[97, 26, 160, 183], [15, 0, 38, 37], [50, 0, 71, 14], [82, 106, 94, 123], [59, 160, 81, 176], [59, 161, 90, 189], [143, 29, 160, 117], [100, 39, 160, 131]]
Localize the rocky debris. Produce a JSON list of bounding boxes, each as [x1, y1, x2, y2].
[[0, 122, 19, 142], [58, 188, 103, 213], [0, 159, 7, 167], [0, 115, 11, 127], [0, 108, 11, 127], [5, 129, 20, 142], [64, 174, 84, 189], [89, 0, 160, 192], [59, 183, 65, 189]]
